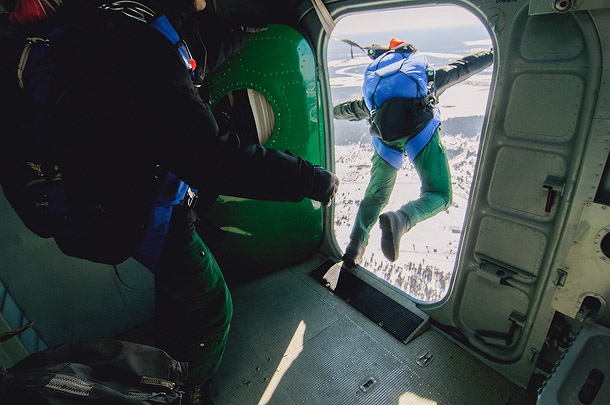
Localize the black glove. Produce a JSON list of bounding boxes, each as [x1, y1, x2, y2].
[[308, 167, 339, 206]]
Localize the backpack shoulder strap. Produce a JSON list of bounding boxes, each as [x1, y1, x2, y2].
[[99, 1, 195, 75], [374, 58, 406, 78], [149, 14, 196, 73]]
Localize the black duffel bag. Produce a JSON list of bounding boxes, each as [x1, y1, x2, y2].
[[0, 339, 187, 404]]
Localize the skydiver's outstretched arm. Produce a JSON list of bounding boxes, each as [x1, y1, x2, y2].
[[434, 49, 493, 97], [333, 98, 370, 121]]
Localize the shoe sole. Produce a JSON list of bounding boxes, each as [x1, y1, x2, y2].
[[379, 214, 399, 262]]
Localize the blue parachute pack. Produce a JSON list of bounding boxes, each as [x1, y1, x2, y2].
[[0, 1, 196, 269], [363, 49, 431, 111], [362, 46, 441, 167]]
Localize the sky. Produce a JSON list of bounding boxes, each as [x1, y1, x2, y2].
[[331, 5, 484, 35]]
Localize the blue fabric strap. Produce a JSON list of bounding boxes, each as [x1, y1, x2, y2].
[[150, 14, 193, 74], [372, 137, 404, 170], [405, 108, 441, 162], [130, 14, 197, 269], [372, 108, 442, 168], [132, 172, 193, 271]]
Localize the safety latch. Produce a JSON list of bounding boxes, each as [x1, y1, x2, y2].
[[543, 176, 565, 213]]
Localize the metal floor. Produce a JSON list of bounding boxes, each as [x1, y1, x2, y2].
[[209, 254, 537, 405]]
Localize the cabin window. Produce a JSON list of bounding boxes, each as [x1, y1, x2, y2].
[[214, 89, 275, 146], [328, 5, 493, 303]]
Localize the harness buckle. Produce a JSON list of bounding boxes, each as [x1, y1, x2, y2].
[[421, 94, 437, 108], [184, 187, 198, 208]]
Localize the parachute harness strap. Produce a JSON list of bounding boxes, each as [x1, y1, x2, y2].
[[17, 37, 49, 89], [98, 1, 196, 77]]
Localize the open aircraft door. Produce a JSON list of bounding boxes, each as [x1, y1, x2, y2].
[[423, 1, 610, 388]]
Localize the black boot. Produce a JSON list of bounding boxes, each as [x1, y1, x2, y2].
[[379, 211, 410, 262], [342, 239, 366, 266]]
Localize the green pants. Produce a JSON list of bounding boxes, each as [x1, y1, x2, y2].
[[350, 130, 453, 245], [154, 205, 232, 384]]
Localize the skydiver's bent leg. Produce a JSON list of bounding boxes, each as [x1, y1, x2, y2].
[[398, 131, 452, 226], [345, 151, 397, 265], [349, 151, 398, 245], [154, 204, 233, 385], [379, 131, 452, 261]]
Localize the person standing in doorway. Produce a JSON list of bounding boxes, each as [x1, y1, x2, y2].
[[334, 39, 492, 265]]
